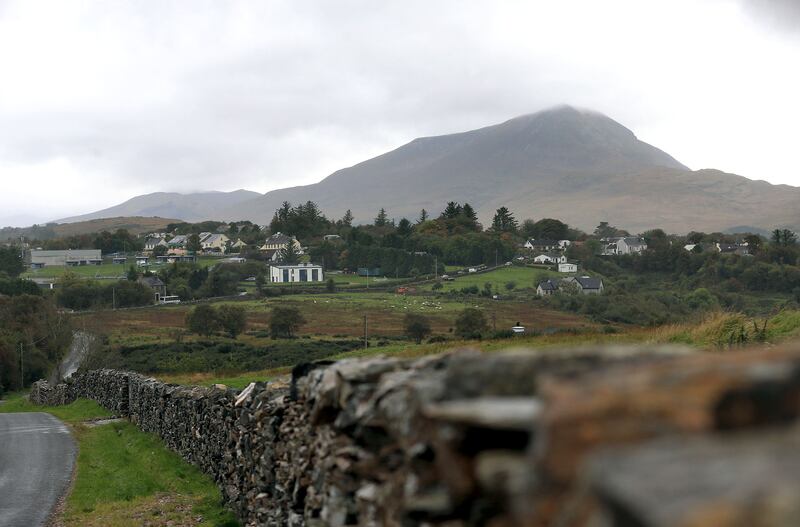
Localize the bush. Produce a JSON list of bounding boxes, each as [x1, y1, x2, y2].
[[186, 304, 220, 337], [454, 308, 489, 339], [326, 277, 336, 292], [427, 335, 449, 344], [269, 306, 306, 338], [403, 313, 432, 344], [217, 305, 248, 339]]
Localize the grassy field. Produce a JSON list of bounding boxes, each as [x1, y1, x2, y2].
[[0, 393, 237, 526], [429, 265, 561, 292], [77, 291, 597, 346]]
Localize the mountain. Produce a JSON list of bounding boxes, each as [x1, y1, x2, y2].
[[57, 189, 261, 224], [0, 216, 181, 242], [221, 106, 800, 233]]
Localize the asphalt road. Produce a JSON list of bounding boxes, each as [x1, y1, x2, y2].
[[0, 412, 77, 527]]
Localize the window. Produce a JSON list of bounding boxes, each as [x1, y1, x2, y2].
[[312, 269, 318, 281], [299, 269, 308, 282], [283, 269, 290, 282]]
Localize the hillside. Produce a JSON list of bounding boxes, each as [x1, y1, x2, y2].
[[0, 216, 180, 242], [57, 189, 260, 224], [222, 106, 800, 233]]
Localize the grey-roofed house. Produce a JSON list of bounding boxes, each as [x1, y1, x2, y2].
[[138, 276, 167, 303], [563, 276, 604, 295], [29, 249, 102, 268], [144, 237, 168, 251], [602, 237, 647, 255], [168, 234, 189, 248], [536, 279, 560, 296], [261, 232, 303, 253]]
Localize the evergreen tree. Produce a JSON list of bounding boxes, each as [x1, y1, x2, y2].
[[341, 209, 354, 227], [277, 242, 301, 264], [491, 207, 518, 233], [375, 208, 389, 227], [418, 209, 428, 223]]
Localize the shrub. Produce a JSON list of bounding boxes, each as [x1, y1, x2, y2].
[[186, 304, 220, 337], [217, 305, 248, 339], [326, 278, 336, 292], [454, 308, 489, 339], [269, 306, 306, 339], [403, 313, 432, 344]]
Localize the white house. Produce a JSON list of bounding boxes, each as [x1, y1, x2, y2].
[[536, 279, 560, 296], [602, 237, 647, 255], [533, 253, 567, 264], [558, 262, 578, 273], [524, 239, 560, 252], [270, 263, 324, 283], [168, 234, 189, 248]]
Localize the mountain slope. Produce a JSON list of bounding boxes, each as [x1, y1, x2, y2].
[[224, 106, 799, 233], [57, 190, 260, 224]]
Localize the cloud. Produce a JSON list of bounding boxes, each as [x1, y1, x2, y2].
[[738, 0, 800, 32], [0, 0, 800, 226]]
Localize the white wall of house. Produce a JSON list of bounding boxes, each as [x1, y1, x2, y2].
[[270, 264, 324, 283], [558, 263, 577, 273]]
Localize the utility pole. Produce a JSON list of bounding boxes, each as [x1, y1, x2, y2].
[[435, 256, 438, 281], [112, 286, 116, 310], [363, 314, 368, 349], [495, 248, 498, 268]]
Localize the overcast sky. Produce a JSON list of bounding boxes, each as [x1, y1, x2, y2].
[[1, 0, 798, 227]]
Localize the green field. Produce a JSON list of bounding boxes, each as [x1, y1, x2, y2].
[[430, 265, 562, 292], [0, 393, 237, 527]]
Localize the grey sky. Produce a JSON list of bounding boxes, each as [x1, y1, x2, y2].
[[1, 0, 799, 226]]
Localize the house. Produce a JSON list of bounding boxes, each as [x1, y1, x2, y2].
[[135, 256, 149, 267], [138, 275, 167, 303], [536, 279, 560, 296], [168, 234, 189, 249], [144, 237, 168, 252], [231, 239, 248, 251], [533, 253, 567, 264], [270, 263, 324, 283], [261, 249, 281, 262], [557, 240, 572, 250], [112, 256, 127, 265], [524, 239, 560, 252], [602, 237, 647, 255], [716, 242, 750, 256], [558, 262, 578, 273], [261, 232, 303, 253], [563, 276, 604, 295], [201, 233, 230, 253], [323, 234, 341, 241], [29, 249, 102, 268]]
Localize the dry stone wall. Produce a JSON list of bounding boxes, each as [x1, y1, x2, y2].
[[30, 344, 800, 526]]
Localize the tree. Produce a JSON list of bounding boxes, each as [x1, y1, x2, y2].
[[442, 202, 463, 219], [490, 207, 518, 233], [152, 245, 168, 257], [0, 247, 24, 277], [532, 218, 569, 240], [454, 308, 489, 339], [374, 208, 389, 227], [594, 222, 627, 239], [326, 277, 336, 292], [269, 306, 306, 338], [187, 233, 202, 253], [418, 209, 428, 223], [255, 273, 266, 294], [186, 304, 219, 336], [126, 265, 138, 282], [341, 209, 354, 227], [404, 313, 432, 343], [277, 242, 301, 264], [396, 218, 413, 237], [217, 305, 247, 338]]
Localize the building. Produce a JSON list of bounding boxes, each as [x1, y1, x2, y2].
[[270, 263, 324, 283], [558, 262, 578, 273], [524, 239, 560, 251], [261, 233, 303, 253], [536, 279, 560, 296], [138, 276, 167, 303], [358, 267, 382, 277], [144, 237, 168, 251], [201, 233, 230, 253], [136, 256, 149, 267], [231, 239, 248, 251], [533, 253, 567, 264], [602, 237, 647, 255], [167, 234, 189, 249], [563, 276, 604, 295], [29, 249, 102, 268]]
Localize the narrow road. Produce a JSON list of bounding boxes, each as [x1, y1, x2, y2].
[[0, 413, 77, 527], [49, 331, 93, 385]]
